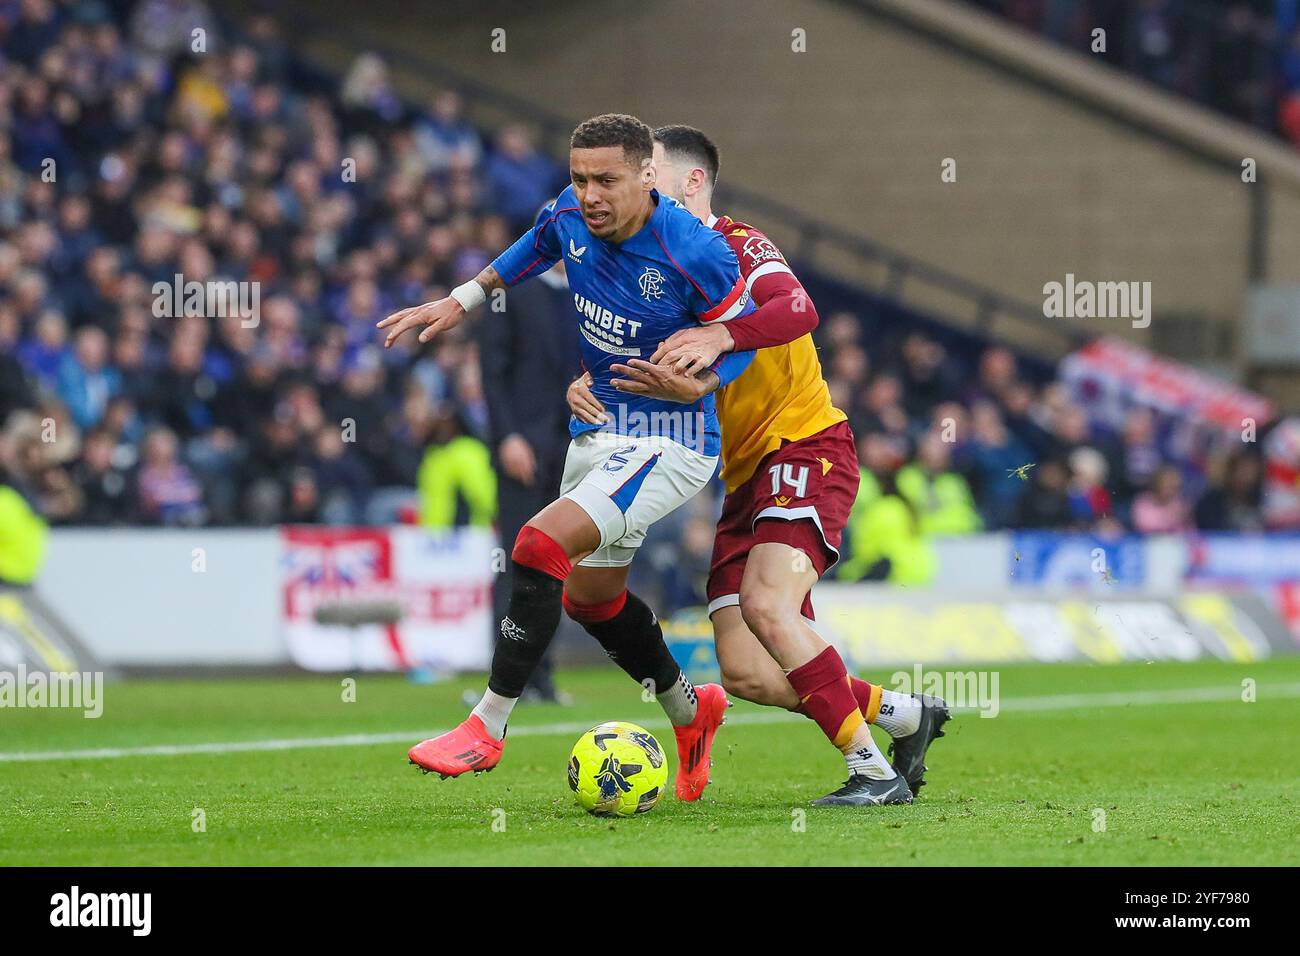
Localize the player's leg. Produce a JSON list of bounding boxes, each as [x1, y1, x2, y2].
[[409, 436, 616, 778], [712, 463, 946, 790], [563, 564, 702, 728], [737, 539, 909, 806], [705, 490, 803, 709], [712, 593, 933, 745], [491, 456, 565, 702], [407, 496, 599, 778], [469, 498, 598, 726], [712, 604, 800, 707], [559, 434, 728, 800], [564, 563, 727, 801]]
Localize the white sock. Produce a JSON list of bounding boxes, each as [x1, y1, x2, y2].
[[842, 723, 896, 780], [470, 688, 517, 740], [656, 671, 698, 727], [873, 690, 923, 739]]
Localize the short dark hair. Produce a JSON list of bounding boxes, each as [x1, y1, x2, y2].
[[653, 125, 720, 186], [570, 113, 653, 168]]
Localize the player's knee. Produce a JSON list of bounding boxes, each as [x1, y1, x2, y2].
[[737, 586, 799, 643], [511, 525, 573, 581]]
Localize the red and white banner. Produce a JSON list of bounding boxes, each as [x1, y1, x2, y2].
[[1060, 337, 1274, 435], [1263, 417, 1300, 529], [280, 526, 494, 672]]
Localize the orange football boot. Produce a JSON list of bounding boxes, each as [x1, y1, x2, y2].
[[673, 683, 729, 801], [408, 715, 504, 779]]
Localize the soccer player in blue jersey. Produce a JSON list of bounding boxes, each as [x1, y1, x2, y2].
[[379, 114, 753, 799]]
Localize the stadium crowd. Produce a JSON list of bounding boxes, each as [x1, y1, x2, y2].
[[967, 0, 1300, 150], [0, 1, 1271, 604]]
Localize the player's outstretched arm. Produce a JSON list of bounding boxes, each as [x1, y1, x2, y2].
[[377, 266, 505, 348]]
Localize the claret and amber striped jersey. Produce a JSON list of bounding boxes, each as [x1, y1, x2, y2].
[[709, 214, 846, 492]]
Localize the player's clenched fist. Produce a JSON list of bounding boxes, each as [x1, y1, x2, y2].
[[376, 296, 466, 348]]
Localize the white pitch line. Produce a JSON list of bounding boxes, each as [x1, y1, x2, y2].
[[2, 682, 1298, 764], [0, 713, 794, 764], [980, 681, 1300, 713]]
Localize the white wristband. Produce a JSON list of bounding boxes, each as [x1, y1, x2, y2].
[[450, 280, 487, 312]]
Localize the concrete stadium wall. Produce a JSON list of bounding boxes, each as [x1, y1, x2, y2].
[[39, 529, 284, 667], [275, 0, 1300, 369]]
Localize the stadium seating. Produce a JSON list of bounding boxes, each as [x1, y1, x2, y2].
[[0, 0, 1272, 614]]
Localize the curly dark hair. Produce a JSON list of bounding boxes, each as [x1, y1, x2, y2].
[[569, 113, 653, 167]]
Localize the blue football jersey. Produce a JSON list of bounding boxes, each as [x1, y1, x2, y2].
[[489, 186, 754, 456]]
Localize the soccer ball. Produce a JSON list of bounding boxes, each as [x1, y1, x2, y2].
[[568, 721, 669, 817]]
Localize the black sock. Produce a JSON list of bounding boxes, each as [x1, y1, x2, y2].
[[487, 562, 564, 698], [577, 591, 682, 696]]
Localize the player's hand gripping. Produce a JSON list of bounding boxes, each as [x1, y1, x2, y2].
[[649, 324, 735, 376], [377, 296, 466, 348], [567, 372, 609, 424], [611, 359, 716, 403]]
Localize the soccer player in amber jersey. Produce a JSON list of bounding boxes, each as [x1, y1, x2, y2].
[[569, 126, 950, 805]]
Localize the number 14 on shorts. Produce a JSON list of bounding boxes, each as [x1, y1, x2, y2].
[[768, 462, 809, 500]]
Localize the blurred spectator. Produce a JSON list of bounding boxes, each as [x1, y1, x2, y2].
[[340, 52, 404, 136], [1130, 0, 1181, 89], [70, 427, 133, 525], [852, 371, 908, 440], [968, 400, 1034, 528], [1114, 406, 1162, 503], [837, 465, 936, 585], [415, 90, 482, 173], [135, 426, 204, 525], [56, 324, 119, 429], [896, 431, 982, 536], [896, 331, 958, 422], [1067, 445, 1114, 527], [999, 379, 1054, 460], [18, 310, 68, 385], [1194, 451, 1264, 532], [484, 124, 563, 231], [417, 408, 495, 529], [1014, 458, 1073, 529], [310, 424, 373, 524], [974, 345, 1018, 403], [1131, 464, 1193, 533], [0, 414, 50, 585]]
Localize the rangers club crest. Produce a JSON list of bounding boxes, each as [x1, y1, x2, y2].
[[638, 267, 665, 301]]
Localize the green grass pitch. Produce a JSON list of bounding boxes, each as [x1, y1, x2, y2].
[[2, 658, 1298, 866]]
